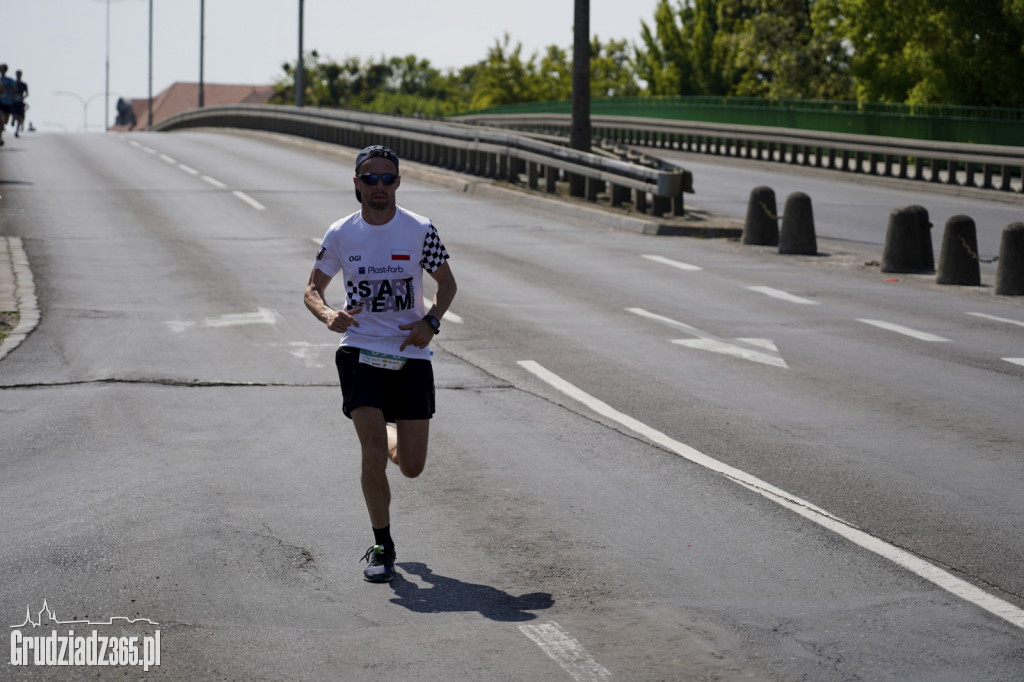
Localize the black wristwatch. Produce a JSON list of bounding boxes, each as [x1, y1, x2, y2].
[[422, 314, 440, 335]]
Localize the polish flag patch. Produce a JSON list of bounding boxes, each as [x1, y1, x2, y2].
[[391, 250, 411, 261]]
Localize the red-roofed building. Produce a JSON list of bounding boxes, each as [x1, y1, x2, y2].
[[112, 81, 276, 130]]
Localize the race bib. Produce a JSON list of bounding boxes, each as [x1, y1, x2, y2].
[[358, 349, 407, 371]]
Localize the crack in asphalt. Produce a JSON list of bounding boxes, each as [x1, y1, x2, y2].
[[0, 376, 513, 390]]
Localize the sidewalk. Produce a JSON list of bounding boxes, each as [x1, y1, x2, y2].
[[0, 236, 38, 361]]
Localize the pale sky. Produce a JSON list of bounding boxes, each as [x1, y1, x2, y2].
[[8, 0, 662, 134]]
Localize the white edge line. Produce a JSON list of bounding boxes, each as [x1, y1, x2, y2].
[[232, 190, 266, 211], [516, 359, 1024, 631], [857, 318, 951, 342], [519, 621, 612, 682], [422, 297, 462, 324]]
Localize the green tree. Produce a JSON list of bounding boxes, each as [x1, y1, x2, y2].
[[840, 0, 1024, 106], [727, 0, 854, 99], [591, 38, 644, 97]]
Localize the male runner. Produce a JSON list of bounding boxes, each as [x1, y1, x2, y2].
[[304, 145, 457, 582]]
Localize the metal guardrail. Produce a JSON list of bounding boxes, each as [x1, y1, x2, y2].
[[453, 113, 1024, 195], [152, 105, 689, 218]]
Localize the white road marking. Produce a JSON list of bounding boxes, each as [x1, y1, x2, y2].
[[519, 622, 612, 682], [857, 319, 950, 342], [201, 175, 227, 189], [423, 297, 462, 324], [628, 307, 787, 368], [746, 285, 819, 305], [232, 190, 266, 211], [1004, 358, 1024, 367], [517, 360, 1024, 631], [178, 164, 200, 175], [280, 341, 336, 368], [641, 254, 702, 271], [165, 307, 281, 333], [967, 312, 1024, 328], [158, 154, 176, 164], [671, 337, 787, 368]]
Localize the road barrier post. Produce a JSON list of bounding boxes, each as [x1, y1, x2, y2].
[[995, 223, 1024, 296], [743, 186, 779, 246], [882, 207, 924, 273], [937, 215, 981, 286], [779, 192, 817, 255], [907, 205, 935, 272]]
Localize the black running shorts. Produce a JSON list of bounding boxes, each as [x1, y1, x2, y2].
[[335, 346, 435, 422]]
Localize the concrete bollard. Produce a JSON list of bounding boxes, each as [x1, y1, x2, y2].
[[995, 222, 1024, 296], [778, 192, 817, 255], [936, 215, 981, 286], [881, 206, 926, 273], [906, 204, 935, 272], [743, 186, 779, 246]]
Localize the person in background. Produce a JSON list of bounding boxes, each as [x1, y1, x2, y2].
[[0, 65, 16, 146], [11, 70, 28, 138]]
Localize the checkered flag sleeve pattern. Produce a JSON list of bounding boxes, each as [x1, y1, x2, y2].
[[420, 224, 449, 273]]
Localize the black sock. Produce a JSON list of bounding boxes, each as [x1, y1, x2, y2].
[[373, 525, 393, 548]]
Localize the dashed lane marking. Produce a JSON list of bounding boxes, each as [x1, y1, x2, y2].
[[967, 312, 1024, 328], [857, 318, 950, 342], [641, 254, 702, 271], [232, 190, 266, 211], [201, 175, 227, 189], [746, 285, 819, 305]]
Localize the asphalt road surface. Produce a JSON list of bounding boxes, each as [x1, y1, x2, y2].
[[1, 130, 1023, 681]]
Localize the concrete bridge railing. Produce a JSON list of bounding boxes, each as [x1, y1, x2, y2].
[[453, 113, 1024, 195], [151, 105, 689, 218]]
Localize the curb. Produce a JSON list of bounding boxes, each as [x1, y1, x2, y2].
[[0, 236, 39, 360]]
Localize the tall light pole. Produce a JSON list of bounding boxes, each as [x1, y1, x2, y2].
[[296, 0, 305, 107], [93, 0, 131, 132], [198, 0, 205, 107], [569, 0, 591, 197], [148, 0, 153, 127]]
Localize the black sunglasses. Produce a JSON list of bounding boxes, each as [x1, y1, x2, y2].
[[358, 173, 398, 186]]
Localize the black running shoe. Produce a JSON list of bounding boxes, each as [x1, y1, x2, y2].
[[360, 544, 396, 582]]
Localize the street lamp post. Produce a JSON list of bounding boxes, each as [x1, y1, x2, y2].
[[295, 0, 305, 107], [148, 0, 153, 127], [92, 0, 132, 132], [54, 91, 112, 132], [198, 0, 205, 107]]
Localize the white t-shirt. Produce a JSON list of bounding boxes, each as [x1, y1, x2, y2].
[[314, 206, 450, 359]]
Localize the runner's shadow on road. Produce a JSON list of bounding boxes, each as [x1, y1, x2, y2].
[[389, 562, 554, 622]]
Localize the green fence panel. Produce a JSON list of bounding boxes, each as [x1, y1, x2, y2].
[[462, 97, 1024, 147]]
